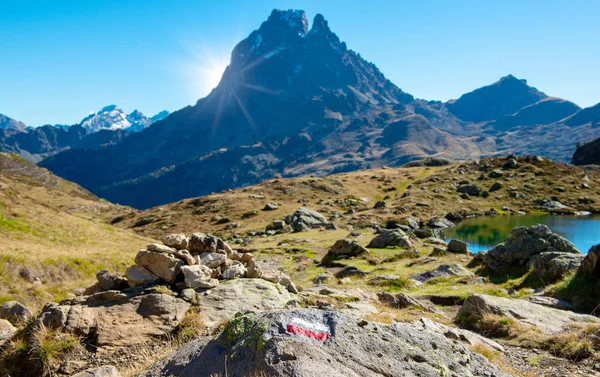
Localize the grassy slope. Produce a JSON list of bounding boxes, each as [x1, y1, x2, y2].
[[114, 156, 600, 299], [0, 153, 152, 311]]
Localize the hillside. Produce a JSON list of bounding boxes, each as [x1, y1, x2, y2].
[[117, 156, 600, 241], [573, 136, 600, 165], [0, 153, 151, 310]]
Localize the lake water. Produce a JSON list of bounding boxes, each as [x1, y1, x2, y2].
[[442, 215, 600, 254]]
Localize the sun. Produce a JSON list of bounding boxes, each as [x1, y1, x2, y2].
[[202, 59, 228, 92]]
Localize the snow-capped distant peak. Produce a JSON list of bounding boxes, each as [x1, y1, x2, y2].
[[78, 106, 169, 133], [80, 105, 131, 132]]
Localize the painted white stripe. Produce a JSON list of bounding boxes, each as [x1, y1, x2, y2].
[[290, 317, 329, 332]]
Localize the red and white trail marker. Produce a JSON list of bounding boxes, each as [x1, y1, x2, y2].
[[286, 317, 331, 341]]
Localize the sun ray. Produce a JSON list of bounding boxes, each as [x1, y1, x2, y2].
[[233, 90, 257, 132], [239, 82, 277, 95]]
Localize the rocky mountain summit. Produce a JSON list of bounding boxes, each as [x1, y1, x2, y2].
[[39, 9, 600, 209]]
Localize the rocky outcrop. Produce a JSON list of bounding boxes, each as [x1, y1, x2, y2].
[[285, 207, 328, 232], [38, 288, 191, 349], [483, 224, 582, 279], [579, 244, 600, 275], [367, 229, 412, 248], [195, 279, 293, 329], [459, 294, 600, 334], [324, 239, 369, 261], [412, 264, 474, 283], [140, 309, 515, 377]]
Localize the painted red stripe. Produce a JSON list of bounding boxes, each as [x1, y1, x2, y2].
[[287, 324, 330, 341]]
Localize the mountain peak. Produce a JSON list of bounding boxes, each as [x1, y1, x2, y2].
[[447, 75, 547, 122], [265, 9, 308, 35], [100, 104, 119, 113]]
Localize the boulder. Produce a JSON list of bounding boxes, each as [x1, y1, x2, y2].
[[399, 216, 419, 229], [38, 291, 190, 349], [148, 243, 196, 265], [579, 244, 600, 274], [72, 365, 121, 377], [373, 200, 386, 209], [134, 250, 184, 283], [96, 270, 128, 291], [324, 239, 369, 261], [139, 309, 515, 377], [457, 184, 482, 196], [377, 292, 424, 310], [459, 294, 600, 334], [483, 224, 581, 275], [0, 301, 32, 325], [367, 229, 412, 248], [196, 252, 227, 268], [0, 319, 16, 344], [447, 239, 468, 254], [334, 266, 366, 278], [162, 233, 189, 250], [194, 279, 293, 329], [313, 272, 334, 284], [181, 264, 219, 289], [189, 233, 233, 255], [528, 252, 585, 280], [427, 217, 454, 229], [412, 264, 474, 283], [263, 202, 279, 211], [126, 265, 161, 287], [285, 207, 328, 232], [489, 181, 503, 192], [147, 243, 177, 254]]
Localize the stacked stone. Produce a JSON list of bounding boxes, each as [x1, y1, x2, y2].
[[94, 233, 297, 294]]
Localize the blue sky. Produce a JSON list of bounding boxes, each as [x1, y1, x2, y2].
[[1, 0, 599, 126]]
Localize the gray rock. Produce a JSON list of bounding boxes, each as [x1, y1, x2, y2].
[[460, 294, 600, 334], [489, 169, 504, 178], [222, 264, 247, 280], [71, 365, 121, 377], [0, 319, 16, 344], [263, 202, 279, 211], [162, 233, 189, 250], [0, 301, 32, 325], [483, 224, 581, 274], [126, 265, 161, 288], [373, 200, 386, 209], [313, 272, 334, 284], [37, 302, 71, 329], [489, 181, 503, 192], [194, 279, 292, 329], [325, 239, 369, 260], [457, 184, 482, 196], [181, 264, 218, 289], [526, 296, 575, 310], [196, 252, 227, 268], [285, 207, 328, 232], [427, 217, 454, 229], [334, 266, 366, 278], [367, 229, 412, 248], [139, 309, 515, 377], [96, 270, 128, 291], [400, 216, 420, 229], [377, 292, 424, 310], [447, 239, 468, 254], [415, 317, 504, 352], [135, 250, 184, 283], [528, 252, 585, 280], [189, 233, 233, 255], [504, 158, 518, 169], [412, 264, 474, 283]]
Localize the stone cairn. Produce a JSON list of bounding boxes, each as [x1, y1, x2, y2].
[[90, 233, 298, 294]]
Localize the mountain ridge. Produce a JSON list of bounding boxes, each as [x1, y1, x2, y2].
[[33, 9, 600, 208]]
